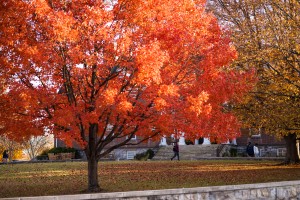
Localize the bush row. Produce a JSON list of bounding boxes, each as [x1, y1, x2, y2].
[[134, 149, 155, 161], [37, 147, 79, 160]]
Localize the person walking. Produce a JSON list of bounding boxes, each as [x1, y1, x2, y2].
[[253, 143, 259, 157], [246, 142, 254, 157], [2, 150, 8, 163], [171, 142, 179, 161]]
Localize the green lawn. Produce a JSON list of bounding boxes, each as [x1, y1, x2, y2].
[[0, 160, 299, 198]]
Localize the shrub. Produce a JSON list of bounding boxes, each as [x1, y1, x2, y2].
[[39, 149, 50, 156], [230, 148, 238, 157], [146, 149, 154, 159], [134, 149, 154, 161], [36, 155, 48, 160], [48, 147, 76, 154], [134, 152, 148, 161], [185, 139, 194, 145]]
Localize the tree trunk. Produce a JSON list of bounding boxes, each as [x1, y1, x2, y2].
[[284, 133, 300, 164], [86, 123, 100, 192], [87, 153, 99, 192]]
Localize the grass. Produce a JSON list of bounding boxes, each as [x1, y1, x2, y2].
[[0, 160, 299, 198]]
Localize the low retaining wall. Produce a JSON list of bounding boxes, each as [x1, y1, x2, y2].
[[5, 180, 300, 200]]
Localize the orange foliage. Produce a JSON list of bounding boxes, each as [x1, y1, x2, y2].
[[0, 0, 256, 147], [0, 0, 256, 190]]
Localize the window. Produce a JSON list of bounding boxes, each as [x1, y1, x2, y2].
[[127, 151, 136, 160], [126, 135, 137, 140], [106, 124, 113, 132], [131, 135, 137, 140], [250, 128, 262, 138], [277, 148, 286, 157]]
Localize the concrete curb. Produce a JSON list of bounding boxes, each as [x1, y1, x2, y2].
[[2, 180, 300, 200]]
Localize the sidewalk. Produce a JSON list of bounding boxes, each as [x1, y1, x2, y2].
[[0, 156, 285, 165]]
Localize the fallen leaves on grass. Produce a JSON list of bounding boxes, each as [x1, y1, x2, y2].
[[0, 160, 299, 198]]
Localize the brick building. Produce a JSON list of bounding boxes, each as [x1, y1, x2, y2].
[[237, 128, 285, 145], [236, 128, 286, 157], [54, 127, 287, 159]]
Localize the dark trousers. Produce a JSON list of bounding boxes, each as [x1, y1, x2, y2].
[[171, 151, 179, 160]]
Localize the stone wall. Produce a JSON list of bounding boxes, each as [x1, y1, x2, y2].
[[235, 145, 286, 157], [8, 180, 300, 200]]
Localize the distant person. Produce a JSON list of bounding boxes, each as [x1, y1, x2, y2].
[[2, 150, 8, 163], [246, 142, 254, 157], [253, 143, 259, 157], [171, 142, 179, 161]]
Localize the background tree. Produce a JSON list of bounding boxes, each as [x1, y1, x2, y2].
[[1, 0, 254, 191], [208, 0, 300, 163], [0, 136, 23, 161], [22, 135, 53, 160]]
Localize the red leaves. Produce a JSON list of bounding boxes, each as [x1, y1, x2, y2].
[[0, 0, 256, 151], [135, 41, 168, 85]]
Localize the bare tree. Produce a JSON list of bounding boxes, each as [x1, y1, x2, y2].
[[22, 135, 53, 160]]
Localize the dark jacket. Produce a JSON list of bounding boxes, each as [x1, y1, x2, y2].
[[246, 144, 254, 156], [173, 144, 179, 152], [2, 150, 8, 159]]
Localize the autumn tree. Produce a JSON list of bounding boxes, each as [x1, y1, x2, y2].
[[1, 0, 254, 191], [208, 0, 300, 163]]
